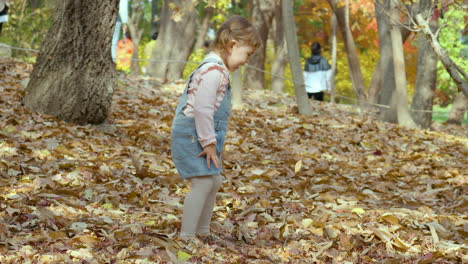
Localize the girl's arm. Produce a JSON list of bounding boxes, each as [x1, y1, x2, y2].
[[192, 66, 228, 148]]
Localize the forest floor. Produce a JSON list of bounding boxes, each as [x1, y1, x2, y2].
[[0, 59, 467, 263]]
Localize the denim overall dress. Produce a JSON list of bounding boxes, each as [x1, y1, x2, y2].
[[171, 58, 231, 179]]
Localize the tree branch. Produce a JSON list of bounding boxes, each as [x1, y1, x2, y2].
[[414, 14, 468, 97]]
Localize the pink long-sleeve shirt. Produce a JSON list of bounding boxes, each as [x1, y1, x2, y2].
[[182, 52, 230, 148]]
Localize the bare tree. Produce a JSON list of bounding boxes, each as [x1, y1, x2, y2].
[[410, 0, 438, 129], [271, 0, 287, 94], [148, 0, 197, 82], [446, 92, 467, 125], [414, 14, 468, 97], [128, 1, 146, 75], [282, 0, 311, 115], [329, 12, 337, 103], [375, 0, 398, 123], [243, 0, 276, 90], [327, 0, 367, 103], [24, 1, 117, 125], [368, 17, 412, 105], [389, 0, 418, 128], [193, 7, 213, 51]]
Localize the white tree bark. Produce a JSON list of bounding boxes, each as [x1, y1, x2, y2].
[[282, 0, 311, 115], [271, 1, 287, 94], [446, 92, 467, 125], [327, 0, 367, 103], [128, 2, 145, 75], [410, 0, 438, 129], [329, 13, 337, 103], [390, 0, 418, 129]]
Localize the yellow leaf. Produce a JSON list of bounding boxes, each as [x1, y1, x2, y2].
[[79, 235, 100, 246], [381, 213, 400, 225], [352, 208, 366, 215], [177, 250, 192, 261], [294, 160, 302, 173], [393, 235, 411, 250], [68, 248, 94, 260], [149, 164, 166, 172], [101, 203, 113, 210], [0, 142, 16, 156], [372, 227, 392, 243], [163, 214, 178, 221], [251, 169, 266, 175], [144, 220, 157, 226], [302, 218, 313, 228], [33, 149, 51, 159], [310, 227, 324, 237], [48, 231, 67, 239], [6, 125, 16, 133], [237, 185, 256, 194], [279, 250, 290, 262]]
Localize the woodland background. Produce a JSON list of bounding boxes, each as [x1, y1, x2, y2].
[[0, 0, 467, 126], [0, 0, 466, 263]]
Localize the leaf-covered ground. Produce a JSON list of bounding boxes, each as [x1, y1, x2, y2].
[[0, 59, 467, 263]]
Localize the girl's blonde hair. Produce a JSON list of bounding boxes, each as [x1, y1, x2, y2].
[[211, 16, 261, 52]]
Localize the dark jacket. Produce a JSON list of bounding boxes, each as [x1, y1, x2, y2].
[[304, 55, 331, 72]]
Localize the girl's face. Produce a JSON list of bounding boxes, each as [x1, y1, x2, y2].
[[225, 41, 255, 72]]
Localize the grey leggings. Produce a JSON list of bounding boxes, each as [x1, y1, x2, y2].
[[180, 174, 222, 238]]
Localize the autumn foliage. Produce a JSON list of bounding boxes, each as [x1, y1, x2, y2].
[[0, 59, 466, 263]]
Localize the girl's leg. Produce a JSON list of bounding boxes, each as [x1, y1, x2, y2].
[[180, 175, 214, 238], [197, 174, 222, 235]]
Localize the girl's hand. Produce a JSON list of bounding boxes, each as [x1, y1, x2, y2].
[[198, 143, 220, 168]]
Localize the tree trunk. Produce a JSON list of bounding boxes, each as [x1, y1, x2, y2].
[[148, 0, 197, 82], [129, 33, 142, 75], [282, 0, 311, 115], [271, 41, 287, 93], [243, 0, 276, 90], [193, 8, 213, 51], [410, 0, 438, 129], [327, 0, 367, 103], [375, 0, 397, 123], [24, 1, 117, 125], [27, 0, 42, 9], [329, 12, 338, 103], [389, 0, 418, 129], [368, 18, 412, 104], [128, 3, 145, 75], [446, 92, 467, 124], [151, 0, 160, 40], [415, 14, 468, 97], [271, 1, 287, 94], [367, 59, 381, 104]]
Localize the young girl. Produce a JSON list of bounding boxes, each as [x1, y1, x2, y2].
[[171, 16, 261, 241]]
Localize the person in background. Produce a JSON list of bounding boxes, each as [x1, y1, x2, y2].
[[0, 0, 9, 35], [303, 42, 332, 101], [111, 0, 129, 62]]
